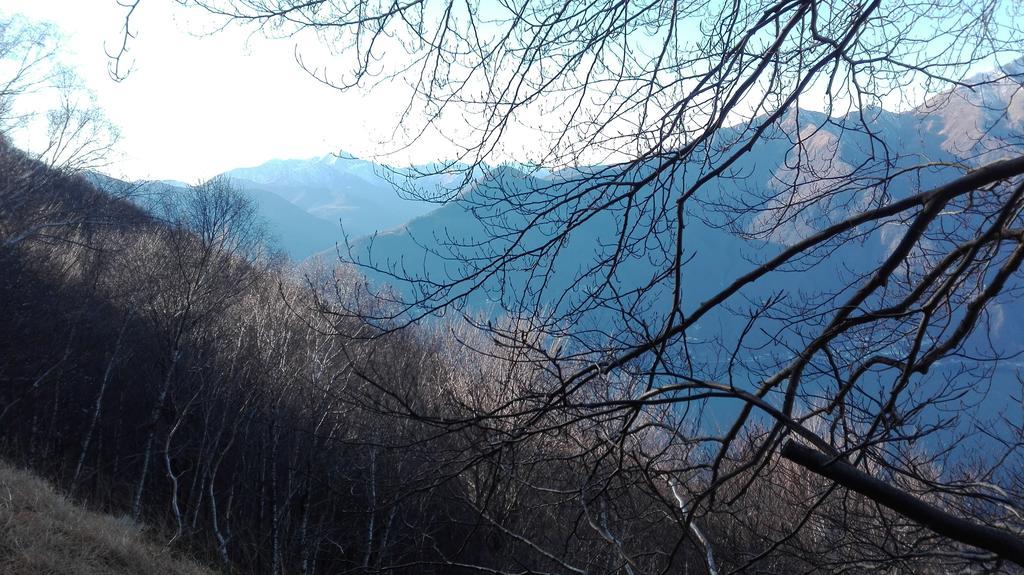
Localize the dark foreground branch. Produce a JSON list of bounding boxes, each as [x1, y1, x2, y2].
[[780, 440, 1024, 566]]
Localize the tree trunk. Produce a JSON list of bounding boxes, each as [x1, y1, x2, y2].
[[131, 345, 180, 520], [73, 319, 127, 487]]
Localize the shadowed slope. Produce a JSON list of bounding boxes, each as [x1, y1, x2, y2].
[[0, 460, 216, 575]]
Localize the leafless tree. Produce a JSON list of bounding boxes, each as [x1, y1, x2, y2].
[[113, 0, 1024, 571], [118, 177, 268, 519], [0, 13, 118, 172], [0, 14, 58, 132], [0, 13, 120, 253]]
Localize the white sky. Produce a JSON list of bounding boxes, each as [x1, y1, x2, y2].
[[3, 0, 413, 181]]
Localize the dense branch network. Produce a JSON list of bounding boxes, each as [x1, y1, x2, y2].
[[106, 0, 1024, 571]]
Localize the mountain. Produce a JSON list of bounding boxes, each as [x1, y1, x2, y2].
[[86, 174, 345, 261], [114, 60, 1024, 331], [233, 185, 343, 260], [223, 153, 445, 238], [916, 58, 1024, 164], [344, 61, 1024, 356]]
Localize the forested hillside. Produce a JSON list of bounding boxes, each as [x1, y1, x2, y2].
[[4, 0, 1024, 573], [1, 133, 992, 574]]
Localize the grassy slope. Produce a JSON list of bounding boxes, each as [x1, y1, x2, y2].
[[0, 460, 215, 575]]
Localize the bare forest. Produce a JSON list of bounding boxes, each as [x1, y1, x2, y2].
[[2, 0, 1024, 573]]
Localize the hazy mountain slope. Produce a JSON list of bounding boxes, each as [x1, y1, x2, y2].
[[234, 184, 343, 259], [345, 65, 1024, 352], [87, 174, 343, 260], [0, 460, 215, 575], [916, 58, 1024, 164], [347, 166, 848, 339], [224, 154, 441, 237]]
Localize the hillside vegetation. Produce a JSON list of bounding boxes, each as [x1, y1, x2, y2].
[[0, 123, 1003, 573], [3, 4, 1024, 569], [0, 459, 214, 575]]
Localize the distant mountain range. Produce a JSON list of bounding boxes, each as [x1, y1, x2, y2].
[[341, 59, 1024, 353], [136, 177, 344, 260], [94, 153, 466, 260], [224, 154, 442, 238], [95, 59, 1024, 355]]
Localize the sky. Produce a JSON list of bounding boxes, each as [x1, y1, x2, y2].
[[2, 0, 409, 181], [2, 2, 1013, 183], [2, 0, 598, 183]]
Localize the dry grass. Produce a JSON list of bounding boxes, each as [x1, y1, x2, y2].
[[0, 460, 216, 575]]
